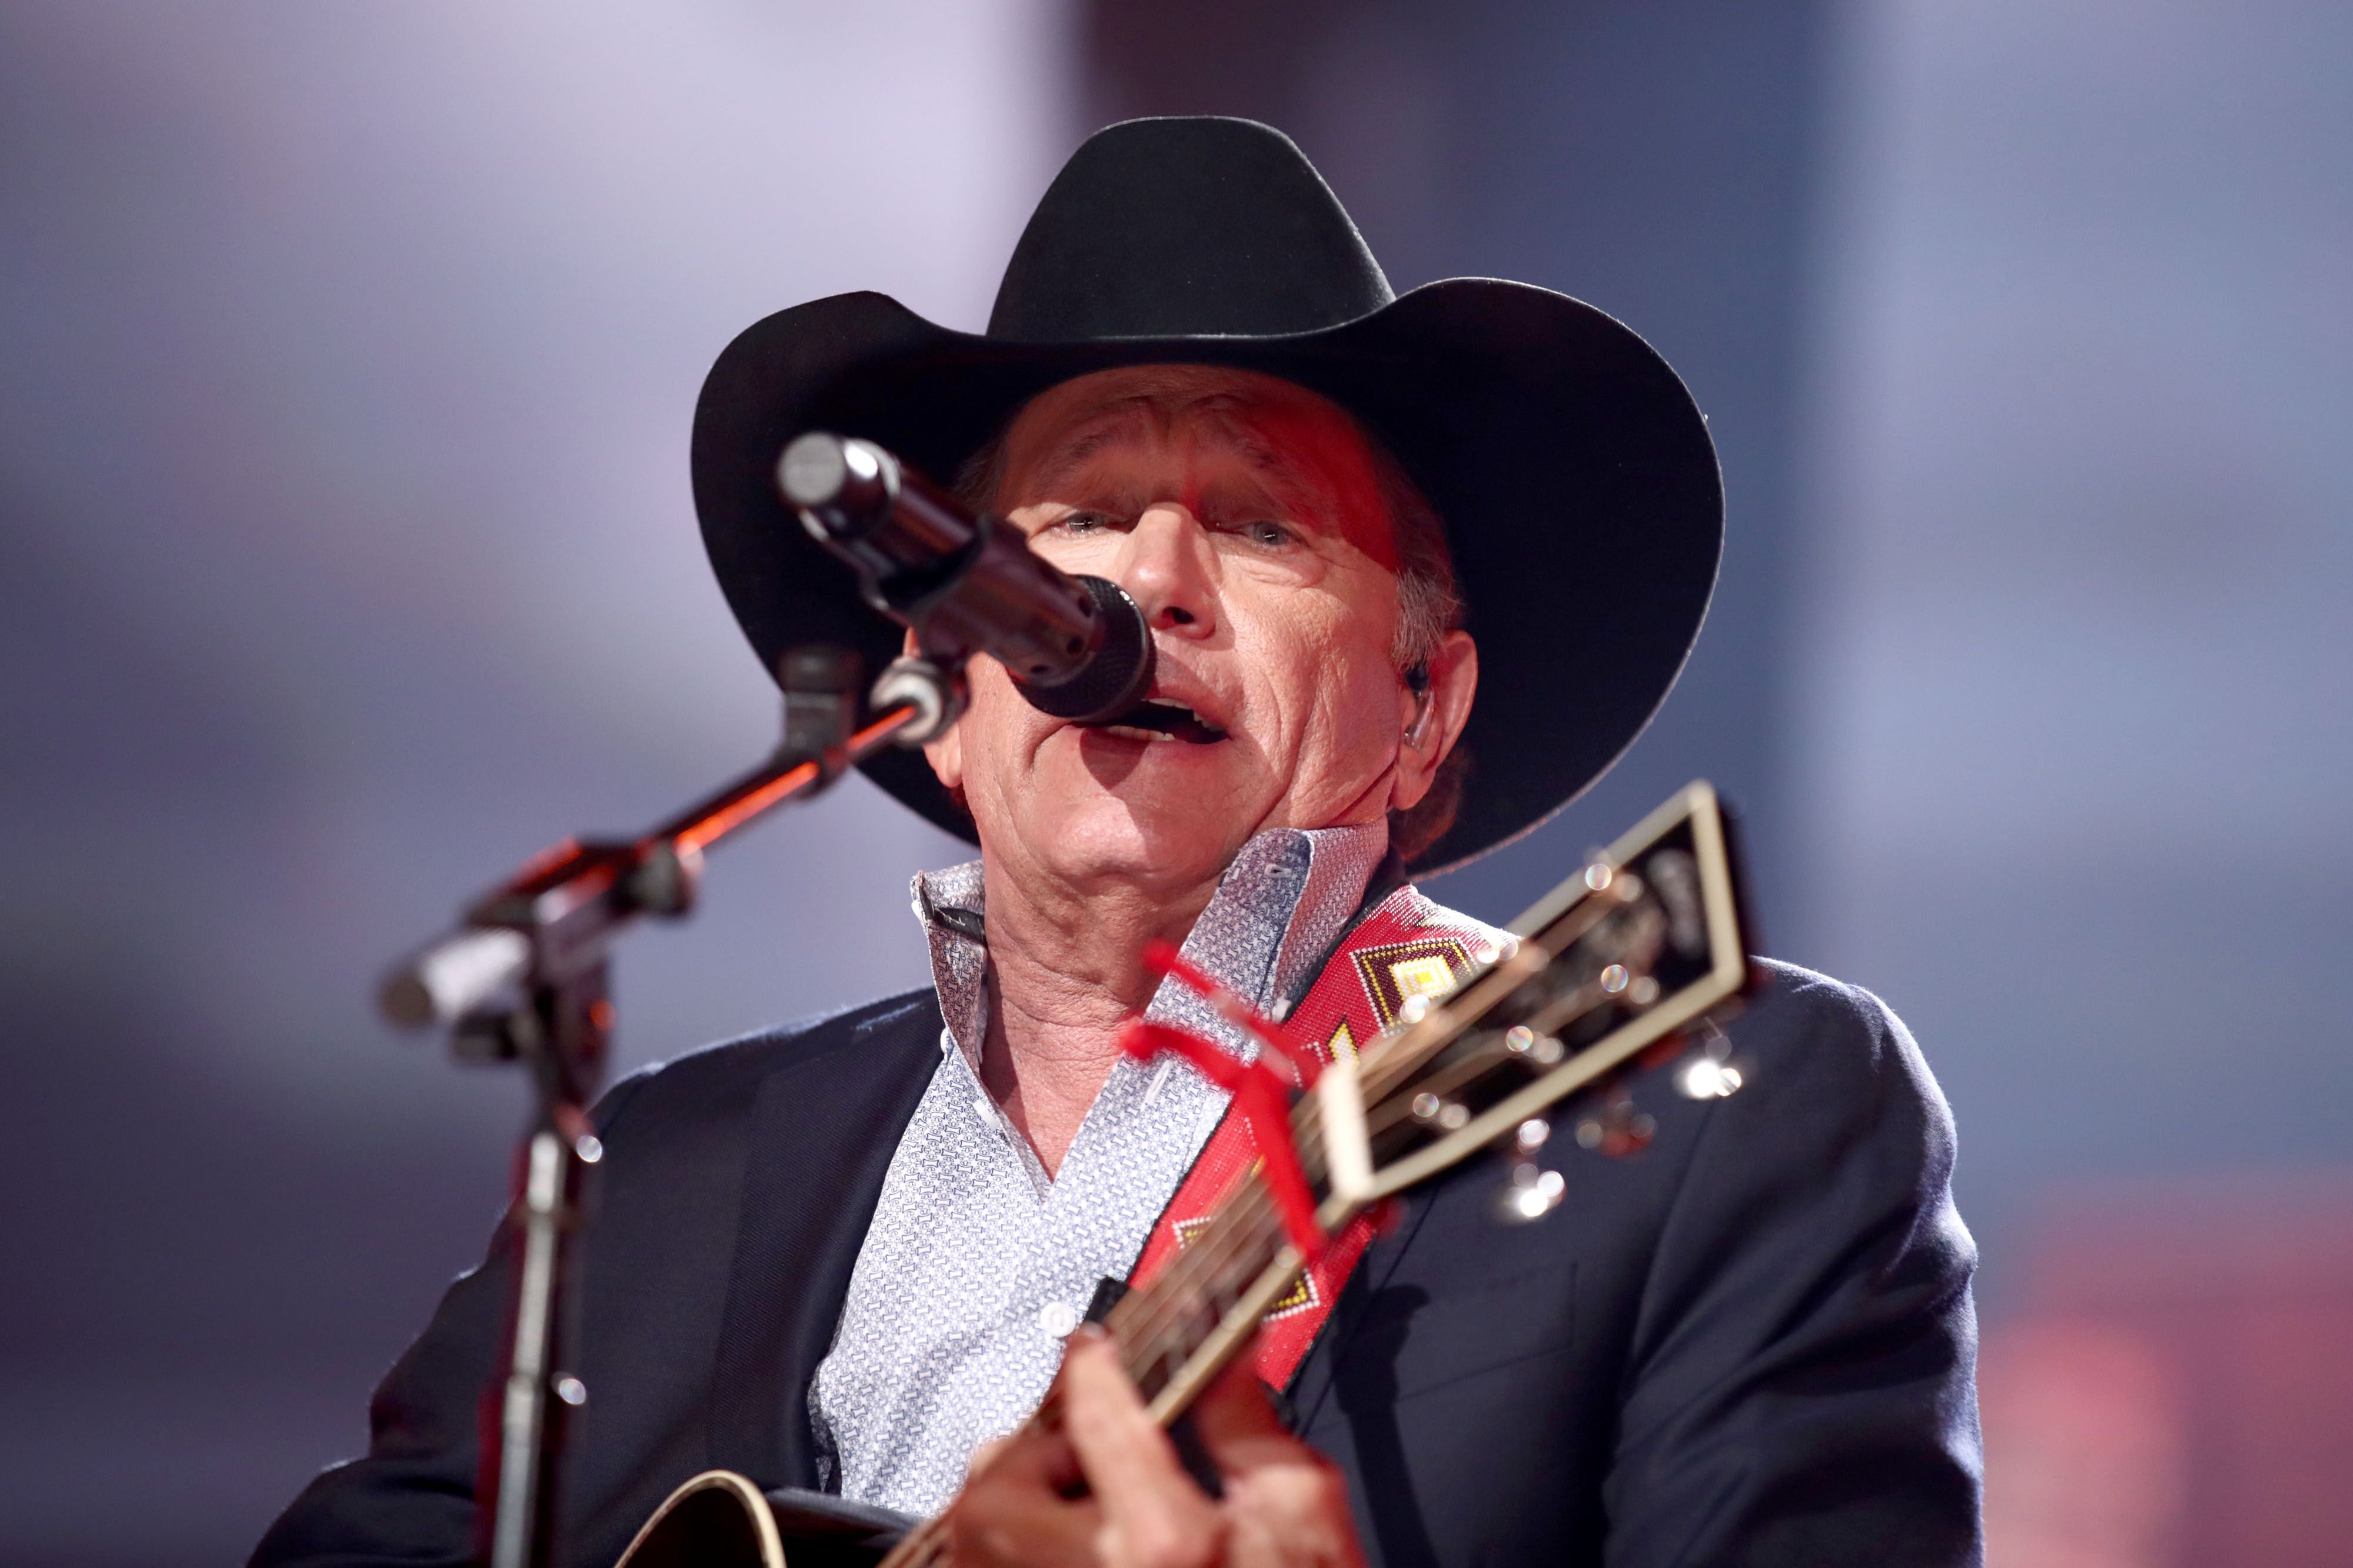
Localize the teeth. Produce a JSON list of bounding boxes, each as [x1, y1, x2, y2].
[[1099, 724, 1178, 743]]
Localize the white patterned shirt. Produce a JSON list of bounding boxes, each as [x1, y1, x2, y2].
[[806, 822, 1392, 1515]]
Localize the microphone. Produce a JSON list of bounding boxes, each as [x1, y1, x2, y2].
[[777, 433, 1155, 725]]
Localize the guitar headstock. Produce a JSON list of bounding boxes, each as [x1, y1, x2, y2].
[[1332, 782, 1756, 1206]]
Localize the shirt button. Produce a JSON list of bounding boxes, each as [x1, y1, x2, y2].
[[1037, 1301, 1079, 1338]]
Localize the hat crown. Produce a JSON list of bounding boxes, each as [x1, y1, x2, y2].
[[987, 117, 1394, 343]]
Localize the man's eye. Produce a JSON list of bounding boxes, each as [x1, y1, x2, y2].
[[1049, 510, 1113, 536], [1239, 519, 1297, 549]]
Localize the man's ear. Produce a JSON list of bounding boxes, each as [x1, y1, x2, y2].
[[923, 725, 964, 793], [901, 627, 966, 792], [1390, 630, 1477, 813]]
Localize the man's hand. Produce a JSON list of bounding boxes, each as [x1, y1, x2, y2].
[[949, 1329, 1364, 1568]]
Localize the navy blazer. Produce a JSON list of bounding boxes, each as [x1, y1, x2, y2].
[[252, 959, 1982, 1567]]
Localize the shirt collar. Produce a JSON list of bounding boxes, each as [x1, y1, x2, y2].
[[909, 819, 1391, 1077]]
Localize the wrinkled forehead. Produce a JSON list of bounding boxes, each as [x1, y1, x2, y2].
[[999, 365, 1391, 543]]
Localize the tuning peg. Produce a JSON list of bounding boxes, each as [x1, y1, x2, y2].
[[1674, 1021, 1750, 1101], [1494, 1117, 1566, 1223]]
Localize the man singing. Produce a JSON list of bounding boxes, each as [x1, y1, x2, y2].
[[256, 118, 1981, 1567]]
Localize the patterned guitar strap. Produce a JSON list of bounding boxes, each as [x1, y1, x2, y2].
[[1124, 884, 1514, 1390]]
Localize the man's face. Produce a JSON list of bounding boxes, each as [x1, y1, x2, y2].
[[922, 365, 1474, 900]]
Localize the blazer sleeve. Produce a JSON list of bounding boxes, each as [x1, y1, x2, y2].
[[248, 1069, 661, 1568], [1601, 966, 1984, 1567]]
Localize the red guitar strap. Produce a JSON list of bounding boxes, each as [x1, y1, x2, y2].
[[1126, 885, 1513, 1389]]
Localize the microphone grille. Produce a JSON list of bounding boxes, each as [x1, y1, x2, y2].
[[1014, 575, 1156, 723]]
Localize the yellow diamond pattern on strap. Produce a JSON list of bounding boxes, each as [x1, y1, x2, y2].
[[1388, 955, 1457, 1003], [1173, 1209, 1317, 1317], [1348, 938, 1475, 1027], [1324, 1020, 1357, 1065]]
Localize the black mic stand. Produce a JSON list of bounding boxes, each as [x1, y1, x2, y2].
[[379, 645, 959, 1568]]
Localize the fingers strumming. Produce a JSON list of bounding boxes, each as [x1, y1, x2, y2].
[[1061, 1331, 1227, 1568], [1059, 1333, 1187, 1483], [949, 1425, 1101, 1568]]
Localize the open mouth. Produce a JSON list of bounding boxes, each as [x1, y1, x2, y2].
[[1082, 698, 1230, 745]]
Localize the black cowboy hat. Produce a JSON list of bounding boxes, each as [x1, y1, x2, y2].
[[692, 116, 1721, 873]]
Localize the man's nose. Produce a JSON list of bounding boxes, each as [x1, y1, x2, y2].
[[1112, 503, 1216, 636]]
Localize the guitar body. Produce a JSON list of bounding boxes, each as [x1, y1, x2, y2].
[[615, 1471, 914, 1568]]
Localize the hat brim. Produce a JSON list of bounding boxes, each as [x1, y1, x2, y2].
[[691, 278, 1722, 873]]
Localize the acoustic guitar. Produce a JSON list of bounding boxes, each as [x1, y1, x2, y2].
[[616, 781, 1755, 1568]]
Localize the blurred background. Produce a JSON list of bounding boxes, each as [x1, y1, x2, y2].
[[2, 2, 2345, 1563]]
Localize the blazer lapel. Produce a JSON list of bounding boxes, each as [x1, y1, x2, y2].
[[707, 994, 943, 1487]]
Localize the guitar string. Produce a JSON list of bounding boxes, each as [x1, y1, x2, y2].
[[1111, 1163, 1287, 1387]]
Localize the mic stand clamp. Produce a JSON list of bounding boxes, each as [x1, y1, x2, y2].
[[869, 655, 965, 745]]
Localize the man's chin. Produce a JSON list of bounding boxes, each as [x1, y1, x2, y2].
[[989, 790, 1260, 892]]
